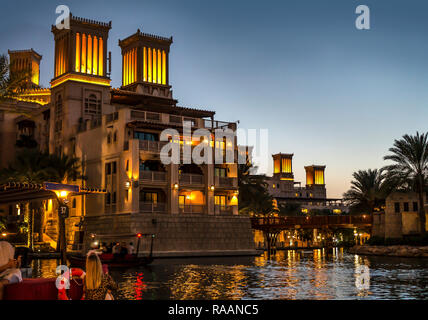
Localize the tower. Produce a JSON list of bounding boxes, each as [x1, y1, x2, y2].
[[8, 49, 42, 87], [118, 29, 173, 98], [272, 153, 294, 181], [49, 14, 113, 156], [305, 165, 326, 198]]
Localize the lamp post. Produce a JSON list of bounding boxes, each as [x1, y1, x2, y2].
[[56, 191, 69, 266]]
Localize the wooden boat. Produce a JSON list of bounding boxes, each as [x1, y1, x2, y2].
[[67, 253, 153, 268], [68, 233, 155, 268]]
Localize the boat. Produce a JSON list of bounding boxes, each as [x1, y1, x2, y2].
[[67, 253, 153, 268], [67, 232, 155, 268]]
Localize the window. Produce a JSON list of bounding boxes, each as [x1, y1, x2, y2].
[[105, 163, 111, 175], [105, 192, 111, 205], [413, 202, 418, 212], [72, 198, 76, 208], [215, 167, 226, 177], [84, 94, 101, 122], [141, 192, 158, 203], [134, 131, 157, 141], [112, 192, 117, 204], [113, 131, 117, 142], [112, 162, 117, 174], [403, 202, 409, 212], [215, 195, 226, 207], [394, 202, 400, 213]]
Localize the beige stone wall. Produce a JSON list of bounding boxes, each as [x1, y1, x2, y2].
[[372, 212, 385, 238], [82, 213, 256, 257]]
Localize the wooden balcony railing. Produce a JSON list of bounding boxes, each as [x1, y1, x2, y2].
[[179, 173, 204, 185], [140, 171, 167, 183], [179, 205, 205, 214], [139, 140, 168, 152], [139, 202, 167, 213], [215, 176, 236, 187], [214, 205, 236, 215]]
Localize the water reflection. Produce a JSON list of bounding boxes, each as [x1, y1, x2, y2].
[[31, 249, 428, 300]]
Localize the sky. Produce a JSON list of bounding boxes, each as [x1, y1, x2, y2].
[[1, 0, 427, 198]]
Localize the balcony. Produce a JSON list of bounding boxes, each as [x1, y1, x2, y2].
[[140, 202, 167, 213], [179, 205, 205, 214], [179, 173, 204, 185], [214, 205, 236, 215], [139, 140, 168, 153], [215, 176, 236, 188], [139, 171, 167, 184]]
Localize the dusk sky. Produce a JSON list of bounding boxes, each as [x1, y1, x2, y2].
[[1, 0, 427, 198]]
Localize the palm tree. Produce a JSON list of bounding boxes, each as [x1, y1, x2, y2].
[[383, 132, 428, 234], [0, 53, 31, 103], [343, 169, 388, 214], [45, 153, 83, 183], [238, 161, 277, 216]]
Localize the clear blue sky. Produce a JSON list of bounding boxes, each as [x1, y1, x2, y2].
[[1, 0, 427, 198]]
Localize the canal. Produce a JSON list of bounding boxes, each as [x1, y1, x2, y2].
[[31, 249, 428, 300]]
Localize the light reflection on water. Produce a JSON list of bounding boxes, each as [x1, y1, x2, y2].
[[31, 249, 428, 300]]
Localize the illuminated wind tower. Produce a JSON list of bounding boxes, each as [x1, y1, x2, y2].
[[305, 165, 326, 198], [50, 14, 112, 88], [8, 49, 42, 87], [118, 29, 173, 98], [272, 153, 294, 181], [49, 14, 113, 156]]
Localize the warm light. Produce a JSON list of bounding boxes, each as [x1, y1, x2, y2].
[[125, 181, 131, 189], [210, 185, 215, 192], [186, 195, 191, 200], [56, 190, 68, 198], [301, 208, 308, 214], [137, 233, 142, 238], [1, 233, 7, 237], [50, 73, 110, 88], [173, 183, 179, 190]]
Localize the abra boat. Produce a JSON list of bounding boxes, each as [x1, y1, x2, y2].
[[68, 232, 155, 268]]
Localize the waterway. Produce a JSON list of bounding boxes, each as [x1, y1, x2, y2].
[[31, 248, 428, 300]]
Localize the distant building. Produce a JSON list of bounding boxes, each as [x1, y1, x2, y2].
[[266, 153, 347, 214], [372, 192, 428, 239]]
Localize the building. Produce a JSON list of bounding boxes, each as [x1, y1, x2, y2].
[[372, 192, 428, 239], [267, 153, 347, 214], [0, 14, 255, 257]]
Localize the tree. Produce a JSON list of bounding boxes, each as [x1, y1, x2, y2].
[[238, 161, 277, 216], [343, 169, 388, 214], [383, 132, 428, 234], [0, 54, 31, 103]]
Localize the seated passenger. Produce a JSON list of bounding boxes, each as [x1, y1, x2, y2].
[[0, 241, 22, 300]]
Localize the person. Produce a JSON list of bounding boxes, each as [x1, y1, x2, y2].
[[83, 252, 117, 300], [112, 242, 121, 259], [0, 241, 22, 300], [126, 242, 135, 255], [120, 242, 127, 257]]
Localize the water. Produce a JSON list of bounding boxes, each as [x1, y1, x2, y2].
[[31, 248, 428, 300]]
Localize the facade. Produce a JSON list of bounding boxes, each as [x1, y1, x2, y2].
[[0, 14, 255, 256], [372, 192, 428, 239], [267, 153, 347, 214]]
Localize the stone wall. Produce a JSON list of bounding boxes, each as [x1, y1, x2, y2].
[[82, 213, 257, 257], [371, 212, 385, 238]]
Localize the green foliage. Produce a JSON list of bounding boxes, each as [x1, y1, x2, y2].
[[343, 169, 388, 214], [0, 53, 32, 102], [238, 161, 277, 217], [0, 149, 83, 184], [383, 131, 428, 234], [278, 203, 301, 216]]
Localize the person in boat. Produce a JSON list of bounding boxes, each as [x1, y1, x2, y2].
[[119, 242, 128, 257], [83, 252, 117, 300], [112, 242, 121, 259], [0, 241, 22, 300], [126, 242, 135, 255]]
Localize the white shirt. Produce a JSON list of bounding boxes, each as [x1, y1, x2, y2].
[[0, 241, 22, 283]]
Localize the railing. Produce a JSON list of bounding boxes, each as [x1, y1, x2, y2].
[[139, 140, 168, 152], [179, 173, 204, 185], [140, 170, 167, 183], [214, 205, 236, 215], [140, 202, 167, 213], [179, 205, 205, 214], [130, 110, 198, 127], [251, 215, 373, 230], [216, 176, 236, 187]]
